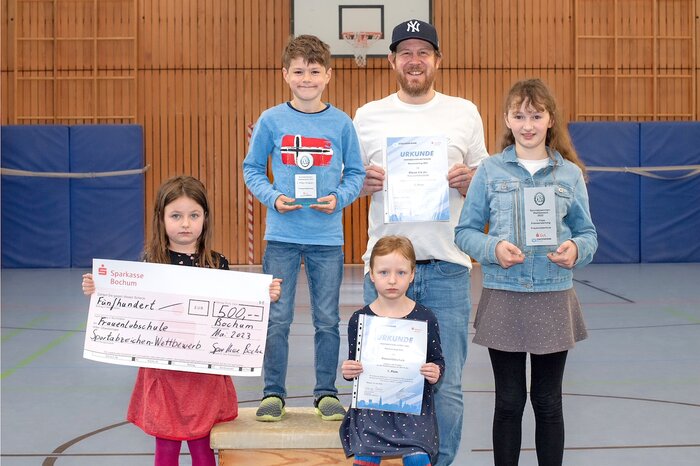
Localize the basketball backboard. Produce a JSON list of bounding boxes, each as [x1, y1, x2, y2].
[[291, 0, 432, 59]]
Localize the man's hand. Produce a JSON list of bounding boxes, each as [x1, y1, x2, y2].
[[361, 164, 385, 196], [448, 163, 477, 196]]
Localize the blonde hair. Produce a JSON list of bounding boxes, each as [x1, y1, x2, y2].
[[144, 175, 219, 268], [369, 236, 417, 271], [500, 78, 587, 176]]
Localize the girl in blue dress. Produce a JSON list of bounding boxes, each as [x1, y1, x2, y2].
[[340, 235, 445, 466]]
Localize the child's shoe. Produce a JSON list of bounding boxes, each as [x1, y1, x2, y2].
[[255, 395, 285, 422], [314, 395, 346, 421]]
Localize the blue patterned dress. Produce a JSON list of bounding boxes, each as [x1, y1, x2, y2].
[[340, 304, 444, 461]]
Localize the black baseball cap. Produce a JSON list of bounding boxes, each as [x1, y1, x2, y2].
[[389, 19, 439, 52]]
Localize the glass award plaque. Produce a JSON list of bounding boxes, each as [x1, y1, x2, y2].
[[280, 134, 332, 206]]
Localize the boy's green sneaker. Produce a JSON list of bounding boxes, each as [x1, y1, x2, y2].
[[314, 395, 346, 421], [255, 396, 285, 422]]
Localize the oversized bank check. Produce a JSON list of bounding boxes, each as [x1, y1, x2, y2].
[[83, 258, 273, 376]]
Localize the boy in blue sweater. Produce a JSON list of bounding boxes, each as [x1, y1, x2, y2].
[[243, 34, 365, 422]]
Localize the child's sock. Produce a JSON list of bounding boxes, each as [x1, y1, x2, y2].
[[154, 437, 182, 466], [187, 434, 216, 466], [402, 451, 431, 466], [354, 455, 382, 465]]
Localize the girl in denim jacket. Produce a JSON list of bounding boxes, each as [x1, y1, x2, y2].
[[455, 79, 597, 466]]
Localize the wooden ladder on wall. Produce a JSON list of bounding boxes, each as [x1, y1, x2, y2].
[[574, 0, 696, 121], [11, 0, 138, 124]]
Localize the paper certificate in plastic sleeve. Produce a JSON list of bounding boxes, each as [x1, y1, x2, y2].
[[383, 135, 450, 223], [351, 314, 427, 415], [83, 259, 272, 376]]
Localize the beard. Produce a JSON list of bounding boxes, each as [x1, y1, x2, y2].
[[396, 65, 436, 98]]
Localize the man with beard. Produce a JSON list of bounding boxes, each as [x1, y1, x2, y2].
[[353, 19, 489, 466]]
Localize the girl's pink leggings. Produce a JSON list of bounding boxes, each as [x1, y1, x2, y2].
[[154, 434, 215, 466]]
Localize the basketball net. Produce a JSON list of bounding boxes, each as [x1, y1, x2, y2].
[[342, 32, 382, 67]]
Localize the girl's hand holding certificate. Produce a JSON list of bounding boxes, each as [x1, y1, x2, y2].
[[342, 359, 363, 379], [342, 359, 440, 385], [420, 362, 441, 385]]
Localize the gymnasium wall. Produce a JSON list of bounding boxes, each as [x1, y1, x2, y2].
[[1, 0, 698, 264]]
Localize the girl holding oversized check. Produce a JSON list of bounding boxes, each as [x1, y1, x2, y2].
[[82, 176, 282, 466], [340, 236, 444, 466]]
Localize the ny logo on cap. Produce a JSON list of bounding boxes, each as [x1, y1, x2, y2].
[[406, 20, 421, 32]]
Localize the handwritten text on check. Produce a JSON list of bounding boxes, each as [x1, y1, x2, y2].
[[83, 259, 273, 376]]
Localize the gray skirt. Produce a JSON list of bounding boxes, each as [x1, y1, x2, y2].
[[473, 288, 587, 354]]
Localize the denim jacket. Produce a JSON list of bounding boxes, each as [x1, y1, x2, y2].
[[455, 145, 597, 292]]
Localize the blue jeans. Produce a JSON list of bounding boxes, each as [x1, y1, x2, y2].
[[263, 241, 343, 400], [364, 260, 471, 466]]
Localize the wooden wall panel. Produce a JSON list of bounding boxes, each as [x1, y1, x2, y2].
[[6, 0, 136, 123], [575, 0, 696, 120], [2, 0, 698, 264]]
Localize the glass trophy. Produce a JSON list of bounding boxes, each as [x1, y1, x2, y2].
[[523, 186, 558, 252], [280, 135, 331, 206]]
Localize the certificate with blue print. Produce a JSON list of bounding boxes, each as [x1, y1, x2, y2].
[[383, 136, 450, 223], [83, 259, 272, 376], [352, 314, 427, 415]]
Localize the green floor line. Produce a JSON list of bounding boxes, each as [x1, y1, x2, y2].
[[662, 306, 700, 324], [0, 315, 50, 344], [1, 323, 86, 380]]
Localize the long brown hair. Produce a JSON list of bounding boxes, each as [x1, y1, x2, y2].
[[144, 175, 219, 268], [500, 79, 587, 176]]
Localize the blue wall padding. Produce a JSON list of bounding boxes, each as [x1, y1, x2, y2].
[[1, 126, 72, 267], [1, 125, 144, 268], [639, 122, 700, 263], [569, 122, 641, 263], [69, 125, 145, 267]]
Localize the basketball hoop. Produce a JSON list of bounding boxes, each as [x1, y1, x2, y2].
[[342, 31, 382, 67]]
